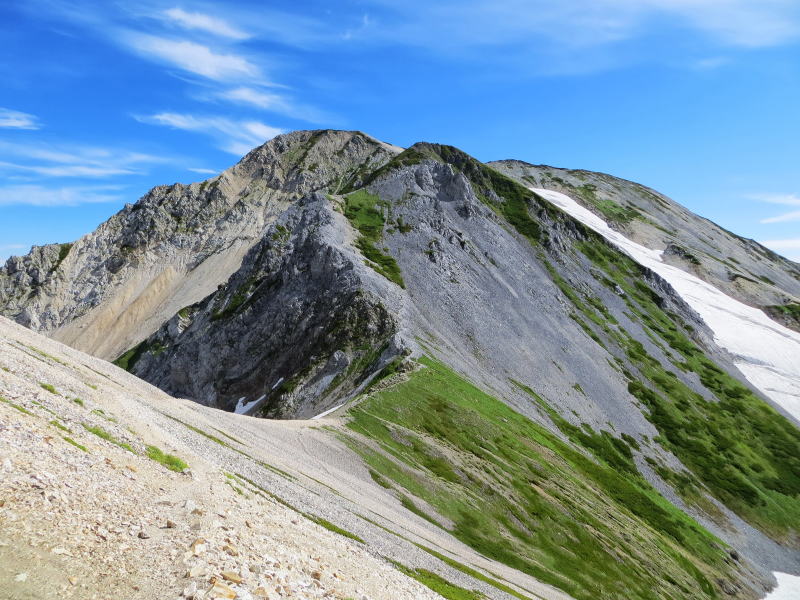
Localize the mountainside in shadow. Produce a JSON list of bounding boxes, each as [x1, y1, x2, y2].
[[2, 130, 800, 600]]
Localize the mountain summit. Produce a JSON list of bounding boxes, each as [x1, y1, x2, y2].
[[2, 130, 800, 600]]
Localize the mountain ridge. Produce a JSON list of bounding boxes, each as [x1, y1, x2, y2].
[[2, 129, 800, 600]]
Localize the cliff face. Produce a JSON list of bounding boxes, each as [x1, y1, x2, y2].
[[2, 131, 800, 600], [0, 130, 400, 360]]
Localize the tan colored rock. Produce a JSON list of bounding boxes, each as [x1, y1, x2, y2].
[[220, 571, 243, 584], [190, 538, 207, 556], [208, 581, 237, 599]]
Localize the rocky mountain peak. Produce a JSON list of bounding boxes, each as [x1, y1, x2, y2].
[[2, 129, 800, 600]]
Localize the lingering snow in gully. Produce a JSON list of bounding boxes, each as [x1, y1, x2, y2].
[[235, 394, 265, 415], [764, 572, 800, 599], [531, 188, 800, 424]]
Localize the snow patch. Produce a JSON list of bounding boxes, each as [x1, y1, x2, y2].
[[531, 187, 800, 423], [313, 403, 344, 420], [765, 572, 800, 599], [235, 394, 265, 415]]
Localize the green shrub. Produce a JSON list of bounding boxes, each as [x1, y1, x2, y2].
[[63, 437, 87, 452], [82, 424, 134, 453], [145, 445, 188, 472], [39, 382, 58, 395]]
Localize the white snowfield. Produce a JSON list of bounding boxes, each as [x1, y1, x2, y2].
[[531, 188, 800, 424], [234, 394, 265, 414], [764, 572, 800, 599]]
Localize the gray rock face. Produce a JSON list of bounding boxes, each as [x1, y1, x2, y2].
[[0, 130, 400, 360], [132, 193, 402, 418]]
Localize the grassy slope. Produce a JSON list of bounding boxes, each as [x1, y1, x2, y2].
[[342, 357, 731, 600], [375, 145, 800, 545], [343, 189, 405, 288], [337, 147, 800, 599], [568, 238, 800, 541]]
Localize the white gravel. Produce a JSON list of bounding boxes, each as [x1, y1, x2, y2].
[[0, 315, 567, 600]]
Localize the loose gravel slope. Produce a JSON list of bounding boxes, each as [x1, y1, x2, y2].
[[0, 315, 565, 600]]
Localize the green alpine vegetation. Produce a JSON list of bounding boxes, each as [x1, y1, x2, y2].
[[39, 382, 58, 394], [343, 189, 405, 287], [146, 445, 188, 472], [767, 302, 800, 329], [1, 395, 34, 416], [82, 423, 135, 453], [390, 561, 485, 600], [390, 143, 547, 246], [113, 341, 147, 371], [574, 183, 640, 224], [549, 231, 800, 542], [113, 338, 168, 370], [343, 356, 733, 600]]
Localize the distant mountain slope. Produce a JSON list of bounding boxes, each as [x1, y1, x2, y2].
[[490, 160, 800, 332], [2, 132, 800, 599]]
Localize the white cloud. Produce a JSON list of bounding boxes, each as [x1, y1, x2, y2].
[[0, 184, 123, 206], [760, 238, 800, 261], [691, 56, 730, 70], [749, 192, 800, 206], [0, 161, 138, 178], [0, 141, 167, 178], [217, 86, 334, 123], [749, 193, 800, 223], [0, 107, 41, 130], [364, 0, 800, 53], [125, 34, 260, 81], [163, 8, 250, 40], [762, 211, 800, 224], [220, 87, 287, 110], [187, 167, 218, 174], [136, 112, 283, 155], [640, 0, 800, 48], [761, 239, 800, 250]]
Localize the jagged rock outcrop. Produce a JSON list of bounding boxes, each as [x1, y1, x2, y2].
[[130, 193, 403, 418], [0, 130, 400, 360]]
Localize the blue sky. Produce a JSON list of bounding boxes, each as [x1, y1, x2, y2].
[[1, 0, 799, 262]]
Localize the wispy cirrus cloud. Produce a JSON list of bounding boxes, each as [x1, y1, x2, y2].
[[0, 184, 124, 206], [762, 211, 800, 224], [749, 193, 800, 224], [759, 238, 800, 262], [217, 87, 333, 123], [0, 107, 41, 130], [136, 112, 283, 155], [162, 7, 250, 40], [124, 33, 262, 82], [364, 0, 800, 51], [0, 140, 167, 178]]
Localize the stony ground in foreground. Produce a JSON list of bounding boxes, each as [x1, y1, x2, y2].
[[0, 316, 446, 600], [0, 315, 558, 600]]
